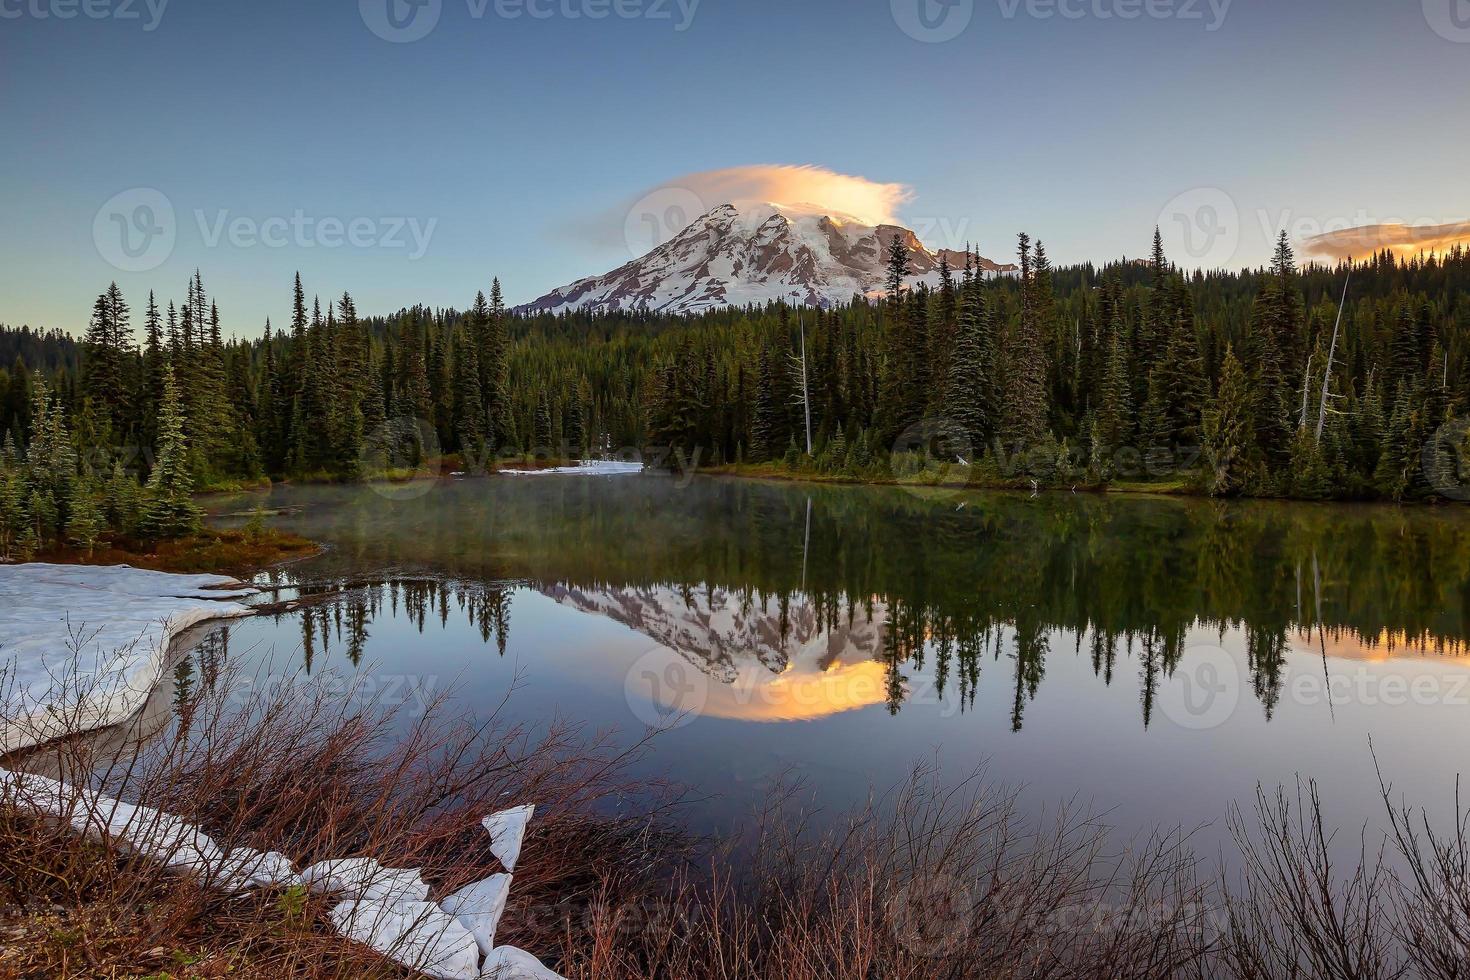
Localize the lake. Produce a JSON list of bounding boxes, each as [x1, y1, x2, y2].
[[197, 474, 1470, 858]]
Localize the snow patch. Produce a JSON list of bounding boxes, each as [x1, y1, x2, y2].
[[329, 899, 482, 980], [498, 461, 643, 477], [482, 804, 534, 871], [440, 873, 513, 957], [0, 771, 564, 979], [0, 564, 257, 753]]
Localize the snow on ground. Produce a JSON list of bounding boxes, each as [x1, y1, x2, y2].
[[498, 460, 644, 477], [0, 563, 257, 754], [0, 766, 561, 979], [0, 563, 567, 977]]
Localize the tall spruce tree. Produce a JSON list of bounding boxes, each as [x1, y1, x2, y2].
[[139, 365, 200, 539]]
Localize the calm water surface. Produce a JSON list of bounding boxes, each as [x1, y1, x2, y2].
[[194, 474, 1470, 855]]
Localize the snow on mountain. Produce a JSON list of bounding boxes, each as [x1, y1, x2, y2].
[[538, 582, 892, 721], [519, 202, 1017, 317], [541, 581, 885, 680]]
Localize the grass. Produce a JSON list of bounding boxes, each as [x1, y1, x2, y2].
[[701, 460, 1199, 497], [31, 527, 320, 578], [1, 659, 679, 978]]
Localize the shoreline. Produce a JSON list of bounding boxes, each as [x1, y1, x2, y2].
[[687, 461, 1467, 506], [0, 565, 260, 756]]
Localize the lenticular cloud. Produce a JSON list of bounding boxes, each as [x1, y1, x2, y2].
[[652, 164, 913, 227]]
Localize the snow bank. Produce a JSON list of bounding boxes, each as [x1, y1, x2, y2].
[[0, 768, 302, 892], [497, 460, 643, 477], [0, 563, 257, 754], [0, 770, 563, 979]]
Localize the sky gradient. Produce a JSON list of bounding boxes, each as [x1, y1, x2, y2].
[[2, 0, 1467, 335]]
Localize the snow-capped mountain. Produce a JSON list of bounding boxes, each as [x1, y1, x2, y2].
[[538, 581, 893, 722], [520, 202, 1016, 316], [539, 581, 886, 683]]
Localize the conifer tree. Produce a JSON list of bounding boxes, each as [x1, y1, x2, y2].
[[1202, 345, 1257, 495], [453, 323, 485, 461], [484, 280, 512, 449], [944, 285, 997, 453], [1091, 305, 1133, 473], [1141, 275, 1208, 452], [1000, 233, 1051, 452], [82, 282, 133, 433], [139, 365, 201, 539], [140, 291, 165, 448]]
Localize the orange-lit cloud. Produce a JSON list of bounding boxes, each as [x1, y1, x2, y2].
[[646, 164, 913, 226], [566, 165, 914, 247], [1293, 629, 1470, 663], [1301, 222, 1470, 262]]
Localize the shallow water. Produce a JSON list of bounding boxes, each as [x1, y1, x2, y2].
[[193, 474, 1470, 854]]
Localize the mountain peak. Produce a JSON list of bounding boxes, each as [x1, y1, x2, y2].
[[519, 202, 1016, 316]]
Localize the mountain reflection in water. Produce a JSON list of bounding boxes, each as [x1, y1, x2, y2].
[[206, 475, 1470, 732]]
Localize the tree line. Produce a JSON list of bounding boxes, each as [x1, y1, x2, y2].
[[0, 230, 1467, 559]]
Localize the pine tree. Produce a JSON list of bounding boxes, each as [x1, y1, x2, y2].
[[1090, 304, 1133, 473], [82, 282, 132, 433], [139, 365, 201, 539], [944, 286, 997, 454], [484, 280, 512, 449], [453, 322, 486, 461], [1000, 233, 1051, 451], [1141, 275, 1208, 453], [1202, 345, 1258, 496], [140, 290, 165, 448], [66, 479, 104, 555]]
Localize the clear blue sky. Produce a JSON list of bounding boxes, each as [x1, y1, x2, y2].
[[2, 0, 1466, 335]]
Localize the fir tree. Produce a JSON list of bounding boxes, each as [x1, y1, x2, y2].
[[1202, 345, 1257, 496], [139, 365, 201, 539], [1000, 233, 1051, 452]]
